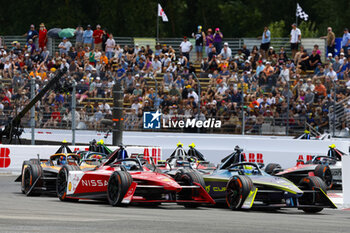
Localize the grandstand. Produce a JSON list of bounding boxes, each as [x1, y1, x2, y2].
[[1, 26, 350, 137]]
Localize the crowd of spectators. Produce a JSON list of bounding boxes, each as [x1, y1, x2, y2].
[[1, 23, 350, 135]]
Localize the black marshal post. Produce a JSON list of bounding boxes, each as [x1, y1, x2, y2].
[[112, 80, 124, 146]]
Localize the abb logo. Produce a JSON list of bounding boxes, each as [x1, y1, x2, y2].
[[242, 153, 264, 163], [143, 148, 161, 163], [296, 155, 315, 165], [0, 148, 11, 168]]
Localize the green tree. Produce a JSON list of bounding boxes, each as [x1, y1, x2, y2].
[[268, 20, 286, 38], [298, 21, 320, 38]]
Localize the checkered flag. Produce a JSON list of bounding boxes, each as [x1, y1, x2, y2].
[[296, 3, 309, 21]]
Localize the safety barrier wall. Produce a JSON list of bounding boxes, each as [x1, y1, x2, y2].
[[0, 145, 161, 172]]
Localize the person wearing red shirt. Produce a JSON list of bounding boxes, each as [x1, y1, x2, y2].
[[44, 106, 61, 128], [38, 23, 48, 50], [93, 24, 103, 51]]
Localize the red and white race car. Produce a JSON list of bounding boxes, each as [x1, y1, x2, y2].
[[56, 146, 215, 207]]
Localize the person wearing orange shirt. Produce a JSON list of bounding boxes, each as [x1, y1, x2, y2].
[[248, 96, 260, 109], [314, 80, 327, 101], [100, 52, 108, 65], [260, 61, 274, 86]]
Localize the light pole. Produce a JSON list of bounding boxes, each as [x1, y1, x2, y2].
[[71, 81, 76, 145], [112, 81, 124, 146], [240, 76, 245, 135], [331, 80, 337, 137], [30, 78, 35, 145]]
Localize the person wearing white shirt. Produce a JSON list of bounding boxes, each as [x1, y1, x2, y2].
[[326, 66, 337, 81], [105, 34, 115, 60], [279, 63, 290, 82], [301, 79, 315, 92], [187, 89, 199, 103], [219, 42, 232, 60], [290, 23, 301, 59], [216, 82, 228, 95], [179, 36, 192, 61], [58, 37, 72, 55]]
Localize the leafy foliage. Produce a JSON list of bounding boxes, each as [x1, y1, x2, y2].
[[0, 0, 347, 38]]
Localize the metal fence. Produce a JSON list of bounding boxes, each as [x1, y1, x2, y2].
[[1, 35, 327, 61]]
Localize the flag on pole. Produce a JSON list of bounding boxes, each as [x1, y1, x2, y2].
[[158, 4, 168, 22], [296, 3, 309, 21]]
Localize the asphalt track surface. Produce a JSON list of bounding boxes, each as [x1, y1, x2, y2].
[[1, 175, 350, 233]]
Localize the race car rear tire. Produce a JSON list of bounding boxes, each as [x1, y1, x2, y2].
[[56, 165, 80, 202], [20, 160, 30, 194], [23, 163, 43, 196], [226, 175, 254, 210], [175, 170, 206, 208], [107, 171, 133, 206], [299, 176, 327, 213], [265, 163, 282, 175], [314, 165, 333, 189]]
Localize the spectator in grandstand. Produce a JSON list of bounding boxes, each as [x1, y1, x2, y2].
[[24, 24, 38, 43], [43, 105, 61, 128], [308, 49, 321, 70], [93, 24, 103, 51], [341, 28, 350, 57], [290, 23, 301, 59], [38, 23, 47, 50], [83, 25, 93, 48], [58, 37, 72, 55], [219, 42, 232, 61], [260, 26, 271, 59], [314, 80, 327, 101], [75, 26, 84, 49], [213, 28, 223, 54], [180, 36, 192, 61], [242, 44, 250, 59], [105, 34, 115, 60], [192, 25, 205, 61], [205, 29, 214, 56]]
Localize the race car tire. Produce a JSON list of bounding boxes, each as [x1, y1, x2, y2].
[[29, 159, 40, 164], [56, 165, 80, 202], [107, 171, 133, 206], [20, 160, 31, 194], [23, 163, 43, 196], [299, 176, 327, 213], [314, 165, 333, 189], [265, 163, 282, 175], [175, 170, 206, 208], [226, 175, 254, 210]]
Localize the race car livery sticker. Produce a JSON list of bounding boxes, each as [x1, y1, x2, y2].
[[67, 171, 84, 195]]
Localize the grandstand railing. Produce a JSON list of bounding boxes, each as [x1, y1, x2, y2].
[[0, 36, 327, 61]]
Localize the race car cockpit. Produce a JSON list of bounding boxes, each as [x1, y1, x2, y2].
[[219, 146, 246, 170]]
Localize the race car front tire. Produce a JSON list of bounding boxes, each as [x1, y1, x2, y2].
[[314, 165, 333, 189], [226, 175, 254, 210], [299, 176, 327, 213], [107, 171, 133, 206], [175, 170, 206, 208], [23, 163, 43, 196], [56, 165, 80, 202]]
